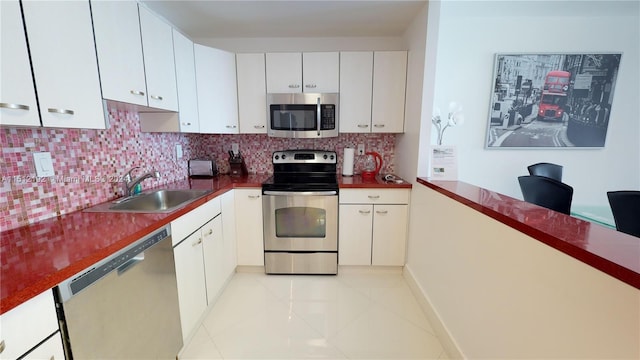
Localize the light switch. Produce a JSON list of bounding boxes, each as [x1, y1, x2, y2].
[[33, 152, 55, 177], [176, 144, 183, 159]]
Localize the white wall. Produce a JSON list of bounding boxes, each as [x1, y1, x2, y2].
[[395, 1, 430, 182], [424, 0, 640, 207], [406, 184, 640, 358]]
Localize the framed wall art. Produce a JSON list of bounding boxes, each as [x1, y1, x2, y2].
[[485, 53, 622, 149]]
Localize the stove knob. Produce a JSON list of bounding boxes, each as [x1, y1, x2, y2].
[[282, 154, 286, 160], [323, 154, 328, 160], [274, 155, 280, 160], [330, 155, 335, 160]]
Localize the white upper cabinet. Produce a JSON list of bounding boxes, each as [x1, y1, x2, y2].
[[236, 53, 267, 133], [339, 51, 374, 133], [20, 0, 105, 129], [371, 51, 407, 133], [138, 5, 178, 111], [91, 0, 148, 107], [265, 52, 302, 93], [195, 45, 239, 134], [303, 52, 339, 93], [265, 52, 339, 93], [0, 0, 39, 127], [172, 29, 199, 132]]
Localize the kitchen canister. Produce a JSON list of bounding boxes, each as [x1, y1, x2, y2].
[[342, 148, 355, 176]]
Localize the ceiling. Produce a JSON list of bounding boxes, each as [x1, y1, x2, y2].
[[140, 0, 428, 39]]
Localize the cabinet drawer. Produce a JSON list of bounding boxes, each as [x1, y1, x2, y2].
[[339, 189, 410, 204], [0, 291, 59, 360], [172, 197, 222, 244]]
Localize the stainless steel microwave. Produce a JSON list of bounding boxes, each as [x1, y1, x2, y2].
[[266, 93, 339, 138]]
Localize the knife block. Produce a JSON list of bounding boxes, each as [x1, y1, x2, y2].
[[229, 158, 248, 177]]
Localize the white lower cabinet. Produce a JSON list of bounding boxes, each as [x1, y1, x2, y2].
[[234, 189, 264, 266], [174, 229, 207, 342], [0, 290, 62, 360], [339, 189, 410, 266], [172, 194, 238, 342]]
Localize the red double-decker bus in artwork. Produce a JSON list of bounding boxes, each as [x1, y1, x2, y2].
[[538, 70, 571, 122]]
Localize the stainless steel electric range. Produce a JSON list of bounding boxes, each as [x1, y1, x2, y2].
[[262, 149, 338, 275]]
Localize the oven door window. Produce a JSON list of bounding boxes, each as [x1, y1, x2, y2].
[[275, 206, 326, 238], [270, 105, 317, 131]]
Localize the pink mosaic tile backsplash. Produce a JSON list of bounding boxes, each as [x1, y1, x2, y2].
[[1, 110, 396, 231]]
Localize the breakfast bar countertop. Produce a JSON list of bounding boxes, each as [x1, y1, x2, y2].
[[1, 174, 411, 314]]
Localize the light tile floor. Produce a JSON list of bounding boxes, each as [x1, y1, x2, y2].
[[180, 270, 448, 360]]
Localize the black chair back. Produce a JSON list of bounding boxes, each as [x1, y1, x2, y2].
[[518, 175, 573, 215], [527, 162, 563, 182], [607, 191, 640, 237]]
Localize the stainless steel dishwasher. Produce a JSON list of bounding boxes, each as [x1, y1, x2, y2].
[[55, 225, 183, 359]]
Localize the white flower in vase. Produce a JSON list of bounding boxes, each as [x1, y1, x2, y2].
[[432, 101, 464, 145]]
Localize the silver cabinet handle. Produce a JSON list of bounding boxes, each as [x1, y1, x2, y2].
[[193, 238, 202, 246], [182, 122, 191, 126], [150, 95, 163, 101], [248, 195, 260, 199], [305, 84, 317, 88], [50, 356, 55, 360], [0, 339, 5, 353], [0, 103, 29, 110], [130, 90, 145, 96], [357, 124, 369, 128], [288, 84, 300, 88], [376, 210, 388, 215], [226, 125, 237, 128], [254, 125, 265, 129], [374, 124, 385, 128], [48, 108, 74, 115], [359, 209, 371, 214], [368, 195, 380, 199], [206, 228, 213, 236]]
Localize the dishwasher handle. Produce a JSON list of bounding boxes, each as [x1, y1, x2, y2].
[[263, 190, 338, 196], [117, 253, 145, 275]]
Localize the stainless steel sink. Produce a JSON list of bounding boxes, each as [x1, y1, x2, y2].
[[84, 189, 212, 213]]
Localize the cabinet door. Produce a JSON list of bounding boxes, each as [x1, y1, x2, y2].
[[338, 204, 373, 265], [173, 231, 207, 341], [0, 0, 39, 127], [172, 29, 199, 132], [0, 291, 59, 360], [372, 51, 407, 133], [372, 204, 408, 266], [303, 52, 339, 93], [21, 332, 64, 360], [265, 52, 302, 93], [235, 189, 264, 266], [195, 45, 239, 133], [220, 190, 238, 276], [237, 53, 267, 133], [139, 6, 178, 111], [22, 0, 105, 129], [91, 0, 147, 107], [339, 51, 373, 133], [202, 216, 225, 304]]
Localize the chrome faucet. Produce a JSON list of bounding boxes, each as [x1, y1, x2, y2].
[[122, 167, 160, 196]]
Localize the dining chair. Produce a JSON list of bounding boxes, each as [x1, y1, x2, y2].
[[606, 191, 640, 237], [518, 175, 573, 215], [527, 162, 563, 181]]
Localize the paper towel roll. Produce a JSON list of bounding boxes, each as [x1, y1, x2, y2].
[[343, 148, 355, 176]]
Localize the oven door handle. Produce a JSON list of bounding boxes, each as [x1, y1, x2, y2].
[[264, 190, 337, 196], [317, 97, 321, 136]]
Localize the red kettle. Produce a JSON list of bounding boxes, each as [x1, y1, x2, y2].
[[361, 151, 383, 180]]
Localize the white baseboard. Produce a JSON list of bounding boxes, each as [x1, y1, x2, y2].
[[403, 265, 464, 359], [338, 265, 404, 274]]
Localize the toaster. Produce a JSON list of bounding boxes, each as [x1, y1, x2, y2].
[[188, 158, 218, 178]]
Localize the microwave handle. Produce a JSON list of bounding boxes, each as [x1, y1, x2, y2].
[[316, 97, 321, 136]]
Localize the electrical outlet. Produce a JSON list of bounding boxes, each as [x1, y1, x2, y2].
[[357, 144, 365, 155], [33, 152, 54, 177], [176, 144, 183, 159]]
